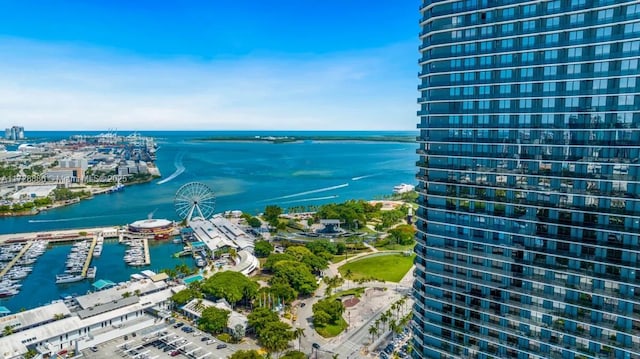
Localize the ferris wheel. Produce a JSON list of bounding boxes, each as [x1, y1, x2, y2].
[[174, 182, 216, 221]]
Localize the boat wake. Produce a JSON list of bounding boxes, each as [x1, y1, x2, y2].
[[280, 195, 339, 204], [351, 174, 380, 181], [157, 152, 185, 185], [28, 215, 108, 223], [266, 183, 349, 201]]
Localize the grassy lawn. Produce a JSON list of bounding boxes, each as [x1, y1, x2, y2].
[[339, 253, 416, 283], [316, 317, 347, 338], [330, 287, 366, 299]]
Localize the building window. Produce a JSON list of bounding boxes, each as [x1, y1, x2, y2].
[[481, 41, 493, 51], [570, 13, 585, 24], [620, 77, 637, 88], [522, 52, 535, 62], [545, 33, 559, 44], [567, 64, 582, 74], [500, 69, 513, 79], [594, 62, 609, 73], [523, 20, 536, 31], [544, 50, 558, 60], [479, 71, 491, 80], [566, 81, 580, 91], [568, 48, 583, 58], [522, 36, 536, 47], [480, 56, 493, 66], [569, 31, 583, 41], [547, 1, 561, 11], [544, 66, 558, 76], [480, 26, 493, 36], [502, 23, 515, 33], [544, 82, 557, 92], [520, 98, 533, 108], [623, 40, 640, 53], [597, 9, 614, 21], [546, 17, 560, 28], [621, 59, 639, 71], [595, 44, 610, 56], [542, 98, 556, 108], [593, 79, 608, 90], [479, 86, 490, 95], [619, 95, 635, 106], [499, 84, 512, 94], [499, 100, 511, 109], [479, 100, 490, 109], [502, 7, 515, 18], [521, 68, 533, 78], [566, 97, 579, 107], [501, 39, 514, 49], [628, 4, 640, 15], [597, 26, 613, 38], [520, 83, 533, 93]]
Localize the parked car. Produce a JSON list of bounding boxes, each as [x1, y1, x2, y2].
[[171, 351, 180, 357], [174, 322, 184, 328], [216, 343, 227, 349], [89, 346, 98, 352]]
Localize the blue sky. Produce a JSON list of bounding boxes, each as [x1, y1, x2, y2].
[[0, 1, 419, 131]]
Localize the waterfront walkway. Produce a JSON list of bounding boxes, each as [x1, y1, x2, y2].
[[0, 241, 33, 277], [143, 238, 151, 265], [0, 226, 120, 244], [81, 236, 98, 278]]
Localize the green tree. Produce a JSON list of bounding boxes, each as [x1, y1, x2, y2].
[[171, 288, 199, 305], [263, 253, 296, 272], [293, 327, 306, 351], [270, 261, 318, 295], [258, 321, 294, 357], [369, 325, 379, 342], [264, 205, 283, 227], [202, 271, 258, 308], [2, 325, 13, 336], [388, 224, 416, 245], [247, 216, 262, 228], [229, 350, 265, 359], [197, 306, 230, 334], [281, 351, 306, 359], [312, 299, 345, 325], [247, 307, 280, 334], [285, 246, 328, 272], [254, 240, 274, 258]]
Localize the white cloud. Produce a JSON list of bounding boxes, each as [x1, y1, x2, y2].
[[0, 37, 418, 130]]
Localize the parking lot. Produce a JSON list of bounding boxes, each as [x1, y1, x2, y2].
[[376, 327, 412, 359], [82, 321, 257, 359]]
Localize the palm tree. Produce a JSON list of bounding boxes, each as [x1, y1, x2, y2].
[[2, 326, 13, 336], [344, 269, 353, 289], [374, 319, 381, 332], [380, 313, 390, 332], [293, 327, 306, 351], [368, 326, 379, 342]]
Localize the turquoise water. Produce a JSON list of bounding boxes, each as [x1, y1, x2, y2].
[[2, 131, 417, 234], [0, 239, 192, 310], [0, 131, 417, 310]]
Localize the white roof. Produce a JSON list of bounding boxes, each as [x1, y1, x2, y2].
[[76, 279, 167, 309], [10, 185, 57, 200], [129, 219, 172, 229], [0, 302, 70, 331]]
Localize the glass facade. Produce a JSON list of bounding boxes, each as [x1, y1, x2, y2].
[[414, 1, 640, 358]]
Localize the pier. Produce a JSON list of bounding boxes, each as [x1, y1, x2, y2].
[[81, 236, 98, 278], [143, 238, 151, 265], [0, 241, 33, 277]]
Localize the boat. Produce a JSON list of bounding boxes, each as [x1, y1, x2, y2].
[[107, 182, 125, 193], [0, 288, 19, 298], [86, 266, 97, 279], [55, 273, 85, 284], [393, 183, 415, 194]]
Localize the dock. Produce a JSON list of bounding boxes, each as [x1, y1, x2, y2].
[[143, 238, 151, 265], [0, 241, 33, 277], [81, 236, 98, 278]]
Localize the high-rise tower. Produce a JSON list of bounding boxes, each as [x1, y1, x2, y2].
[[414, 1, 640, 358]]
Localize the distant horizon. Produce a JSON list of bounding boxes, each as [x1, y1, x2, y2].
[[20, 129, 418, 133]]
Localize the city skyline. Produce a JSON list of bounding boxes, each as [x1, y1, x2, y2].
[[0, 1, 419, 131]]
